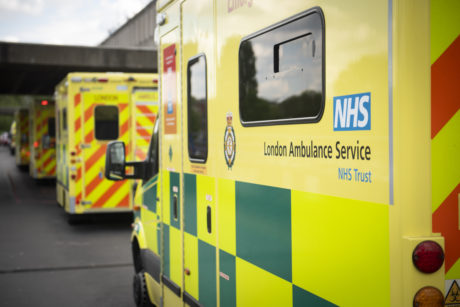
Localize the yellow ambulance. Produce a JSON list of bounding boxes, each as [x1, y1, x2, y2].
[[55, 72, 158, 222], [105, 0, 459, 306], [14, 108, 30, 168], [29, 99, 56, 179], [9, 120, 16, 156]]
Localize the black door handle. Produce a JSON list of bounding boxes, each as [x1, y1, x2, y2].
[[206, 206, 211, 234]]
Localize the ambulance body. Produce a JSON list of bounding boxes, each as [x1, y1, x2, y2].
[[55, 72, 158, 220], [9, 120, 16, 155], [430, 0, 460, 303], [105, 0, 458, 306], [29, 100, 56, 179], [14, 109, 30, 168]]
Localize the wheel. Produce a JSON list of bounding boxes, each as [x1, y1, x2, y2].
[[133, 271, 155, 307], [67, 213, 82, 225]]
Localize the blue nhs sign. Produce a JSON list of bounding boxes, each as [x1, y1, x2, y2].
[[333, 92, 371, 131]]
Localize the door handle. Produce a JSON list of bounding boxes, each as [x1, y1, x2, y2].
[[207, 206, 211, 234]]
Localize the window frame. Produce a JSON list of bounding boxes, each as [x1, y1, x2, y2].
[[186, 53, 208, 163], [94, 105, 119, 141], [238, 7, 325, 127]]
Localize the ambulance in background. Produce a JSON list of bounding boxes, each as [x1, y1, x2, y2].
[[105, 0, 458, 306], [9, 120, 16, 155], [29, 99, 56, 179], [55, 72, 158, 222], [14, 109, 30, 169]]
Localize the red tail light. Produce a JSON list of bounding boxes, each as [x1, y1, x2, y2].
[[153, 79, 158, 84], [71, 174, 77, 180], [41, 100, 48, 106], [71, 151, 76, 156], [98, 78, 108, 83], [34, 141, 39, 148], [412, 241, 444, 273]]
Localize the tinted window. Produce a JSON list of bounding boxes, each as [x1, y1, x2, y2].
[[187, 55, 207, 162], [48, 118, 56, 137], [239, 9, 324, 126], [62, 108, 67, 131], [144, 118, 159, 182], [95, 106, 119, 140]]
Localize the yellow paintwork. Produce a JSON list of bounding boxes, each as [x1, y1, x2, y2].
[[217, 178, 236, 256], [130, 0, 445, 306], [292, 191, 390, 306], [432, 111, 460, 213], [236, 258, 292, 306], [55, 72, 157, 214], [28, 100, 56, 179]]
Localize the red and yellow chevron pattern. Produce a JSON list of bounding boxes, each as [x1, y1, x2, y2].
[[16, 109, 30, 166], [30, 102, 56, 178], [431, 0, 460, 280], [135, 104, 158, 161], [73, 93, 131, 211], [133, 90, 159, 162]]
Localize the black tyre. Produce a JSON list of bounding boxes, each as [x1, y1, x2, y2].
[[133, 271, 155, 307], [67, 213, 82, 225]]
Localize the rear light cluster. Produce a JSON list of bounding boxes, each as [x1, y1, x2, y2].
[[412, 240, 445, 307]]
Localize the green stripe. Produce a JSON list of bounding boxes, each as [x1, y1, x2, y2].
[[162, 223, 170, 278], [236, 181, 292, 282], [199, 239, 216, 307], [142, 175, 158, 213], [184, 173, 197, 236], [293, 285, 338, 307], [219, 249, 236, 307]]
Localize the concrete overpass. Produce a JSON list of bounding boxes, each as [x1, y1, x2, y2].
[[0, 42, 157, 96]]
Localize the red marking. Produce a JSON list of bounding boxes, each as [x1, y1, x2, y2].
[[84, 105, 94, 122], [75, 118, 81, 133], [116, 193, 130, 208], [119, 103, 128, 112], [74, 94, 81, 108], [43, 154, 54, 169], [76, 193, 81, 205], [431, 35, 460, 138], [76, 167, 82, 181], [85, 175, 103, 197], [433, 184, 460, 272], [136, 126, 151, 139], [84, 144, 107, 173], [136, 105, 157, 124], [91, 181, 127, 208], [84, 130, 94, 144], [46, 166, 56, 177], [120, 120, 129, 136]]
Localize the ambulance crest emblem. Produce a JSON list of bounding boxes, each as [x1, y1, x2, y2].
[[224, 112, 236, 169]]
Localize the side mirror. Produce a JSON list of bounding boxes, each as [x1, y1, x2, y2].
[[105, 141, 126, 180]]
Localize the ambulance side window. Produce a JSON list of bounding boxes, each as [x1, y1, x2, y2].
[[48, 118, 56, 138], [144, 118, 159, 182], [187, 54, 208, 163], [239, 8, 324, 126], [62, 108, 67, 131], [94, 106, 119, 140]]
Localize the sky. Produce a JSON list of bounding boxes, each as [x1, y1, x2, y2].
[[0, 0, 152, 46]]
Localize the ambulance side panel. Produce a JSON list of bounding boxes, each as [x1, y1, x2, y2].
[[431, 0, 460, 302]]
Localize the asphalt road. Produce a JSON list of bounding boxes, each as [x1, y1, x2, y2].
[[0, 146, 136, 307]]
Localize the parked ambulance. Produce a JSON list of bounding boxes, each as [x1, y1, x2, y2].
[[14, 109, 30, 168], [106, 0, 459, 306], [29, 99, 56, 179], [55, 72, 158, 222]]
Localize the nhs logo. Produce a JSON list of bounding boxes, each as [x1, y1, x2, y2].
[[333, 92, 371, 131]]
